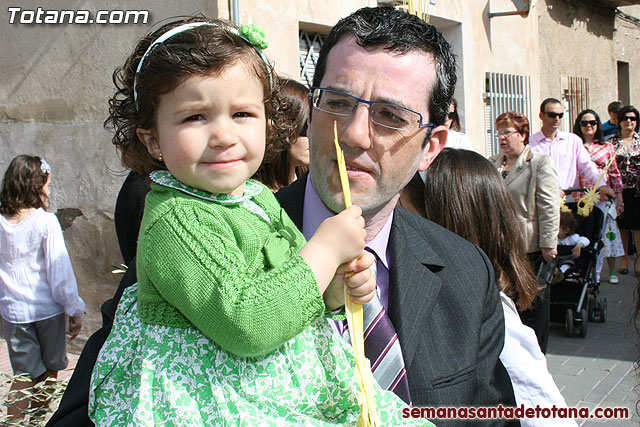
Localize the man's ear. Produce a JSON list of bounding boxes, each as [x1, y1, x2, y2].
[[136, 128, 161, 160], [539, 111, 544, 122], [418, 125, 448, 172], [306, 114, 313, 141]]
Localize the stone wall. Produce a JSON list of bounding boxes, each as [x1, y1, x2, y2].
[[538, 0, 640, 126], [1, 1, 220, 346], [0, 0, 371, 346]]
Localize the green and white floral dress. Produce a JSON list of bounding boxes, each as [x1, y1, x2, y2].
[[89, 172, 433, 426]]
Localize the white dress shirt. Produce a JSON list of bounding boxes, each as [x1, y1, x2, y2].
[[446, 129, 473, 150], [0, 208, 84, 323], [500, 292, 577, 426], [529, 130, 604, 190]]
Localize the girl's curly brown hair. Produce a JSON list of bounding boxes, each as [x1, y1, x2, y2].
[[0, 155, 50, 216], [105, 16, 293, 176]]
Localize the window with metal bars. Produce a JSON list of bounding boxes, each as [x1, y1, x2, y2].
[[561, 76, 590, 133], [299, 30, 325, 87], [483, 72, 532, 156]]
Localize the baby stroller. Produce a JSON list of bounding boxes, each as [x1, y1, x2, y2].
[[547, 188, 611, 338]]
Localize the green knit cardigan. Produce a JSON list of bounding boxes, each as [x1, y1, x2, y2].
[[136, 178, 325, 357]]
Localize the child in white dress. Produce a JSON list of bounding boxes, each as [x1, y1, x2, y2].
[[0, 155, 84, 422]]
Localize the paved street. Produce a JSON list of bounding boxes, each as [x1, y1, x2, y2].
[[547, 259, 640, 426]]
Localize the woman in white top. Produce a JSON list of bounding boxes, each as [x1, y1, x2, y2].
[[422, 149, 577, 427], [445, 98, 473, 150], [0, 155, 85, 422]]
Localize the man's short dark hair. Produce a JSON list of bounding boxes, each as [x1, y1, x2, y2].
[[312, 6, 457, 128], [540, 98, 562, 113], [607, 101, 623, 114]]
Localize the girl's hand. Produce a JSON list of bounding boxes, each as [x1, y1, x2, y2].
[[67, 315, 82, 340], [299, 205, 366, 300], [616, 197, 624, 216], [324, 252, 377, 310], [598, 185, 616, 201], [309, 205, 366, 266], [572, 244, 584, 259]]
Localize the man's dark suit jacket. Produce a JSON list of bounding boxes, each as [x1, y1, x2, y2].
[[48, 176, 517, 427], [277, 177, 518, 426]]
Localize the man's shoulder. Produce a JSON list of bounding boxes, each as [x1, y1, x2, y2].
[[529, 131, 546, 145], [392, 207, 486, 261], [275, 175, 306, 204], [274, 176, 306, 229]]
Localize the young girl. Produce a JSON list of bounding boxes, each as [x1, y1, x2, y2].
[[0, 155, 84, 422], [555, 212, 591, 280], [89, 18, 429, 426]]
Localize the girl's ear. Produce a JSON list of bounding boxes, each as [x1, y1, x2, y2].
[[136, 128, 161, 160]]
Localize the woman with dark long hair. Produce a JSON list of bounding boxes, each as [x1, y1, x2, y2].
[[425, 149, 538, 311], [422, 148, 575, 426], [253, 79, 310, 190], [609, 105, 640, 275], [572, 109, 625, 284]]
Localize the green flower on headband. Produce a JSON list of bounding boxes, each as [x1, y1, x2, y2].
[[239, 23, 268, 50]]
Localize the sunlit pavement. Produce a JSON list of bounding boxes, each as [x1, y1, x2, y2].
[[547, 257, 640, 426]]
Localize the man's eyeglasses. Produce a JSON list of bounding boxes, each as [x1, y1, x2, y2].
[[622, 115, 638, 122], [580, 120, 597, 127], [310, 87, 434, 131], [545, 112, 564, 119], [494, 130, 518, 138]]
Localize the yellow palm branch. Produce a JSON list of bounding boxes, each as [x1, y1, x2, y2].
[[334, 121, 380, 427]]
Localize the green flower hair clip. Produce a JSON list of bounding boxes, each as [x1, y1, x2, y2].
[[239, 23, 268, 50]]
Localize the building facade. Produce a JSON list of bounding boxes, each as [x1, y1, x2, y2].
[[538, 0, 640, 135], [1, 0, 638, 344]]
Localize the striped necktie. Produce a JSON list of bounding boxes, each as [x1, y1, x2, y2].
[[342, 249, 412, 405]]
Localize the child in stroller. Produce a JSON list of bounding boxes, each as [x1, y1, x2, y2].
[[554, 212, 590, 282], [550, 194, 610, 337]]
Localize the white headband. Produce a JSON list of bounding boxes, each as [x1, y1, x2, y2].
[[40, 158, 51, 174], [133, 21, 273, 108]]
